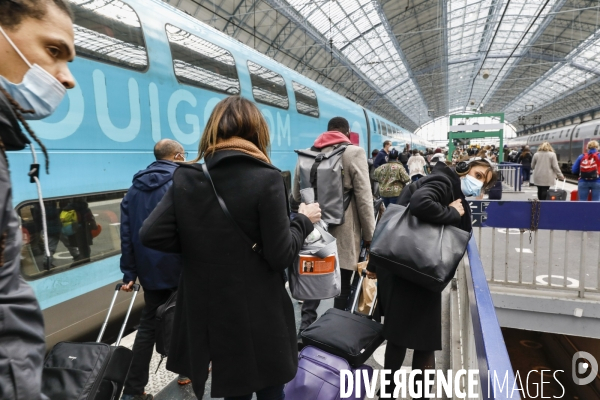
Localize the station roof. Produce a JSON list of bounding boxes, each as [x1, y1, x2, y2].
[[165, 0, 600, 131]]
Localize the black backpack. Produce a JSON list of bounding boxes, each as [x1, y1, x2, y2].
[[398, 152, 410, 164], [156, 290, 177, 358]]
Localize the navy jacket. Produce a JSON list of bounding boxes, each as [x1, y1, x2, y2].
[[120, 160, 182, 290], [373, 149, 388, 169]]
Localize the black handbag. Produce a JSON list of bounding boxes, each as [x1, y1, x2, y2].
[[368, 203, 471, 292]]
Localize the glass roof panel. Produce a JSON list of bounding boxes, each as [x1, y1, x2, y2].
[[447, 0, 557, 111], [504, 65, 594, 120], [287, 0, 427, 123]]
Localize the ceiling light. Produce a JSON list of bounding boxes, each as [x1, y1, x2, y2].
[[482, 70, 490, 79]]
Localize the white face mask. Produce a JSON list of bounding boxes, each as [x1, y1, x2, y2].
[[0, 26, 66, 120], [461, 173, 484, 197]]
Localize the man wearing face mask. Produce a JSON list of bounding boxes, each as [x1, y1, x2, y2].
[[0, 1, 75, 399], [366, 157, 496, 399]]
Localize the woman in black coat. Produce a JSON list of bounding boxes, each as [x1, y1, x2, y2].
[[140, 96, 321, 399], [367, 158, 496, 398]]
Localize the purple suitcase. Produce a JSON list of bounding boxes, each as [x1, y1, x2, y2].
[[285, 346, 374, 400]]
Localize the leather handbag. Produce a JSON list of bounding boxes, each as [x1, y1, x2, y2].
[[368, 203, 471, 292]]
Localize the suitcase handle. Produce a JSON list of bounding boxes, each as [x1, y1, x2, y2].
[[555, 179, 566, 191], [349, 270, 377, 317], [97, 283, 141, 345]]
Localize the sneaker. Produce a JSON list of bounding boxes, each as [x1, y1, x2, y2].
[[121, 394, 153, 400], [177, 376, 191, 385]]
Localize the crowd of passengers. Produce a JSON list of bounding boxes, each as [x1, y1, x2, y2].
[[0, 1, 541, 399]]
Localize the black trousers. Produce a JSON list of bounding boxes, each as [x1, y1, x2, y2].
[[123, 288, 175, 395], [537, 185, 550, 200], [380, 341, 435, 399], [299, 269, 354, 331]]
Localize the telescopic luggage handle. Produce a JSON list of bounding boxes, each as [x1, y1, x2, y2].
[[349, 269, 377, 317], [97, 283, 141, 345], [555, 178, 566, 190]]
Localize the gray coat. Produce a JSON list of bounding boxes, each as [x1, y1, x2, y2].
[[532, 151, 564, 187], [0, 92, 47, 399], [293, 143, 375, 271]]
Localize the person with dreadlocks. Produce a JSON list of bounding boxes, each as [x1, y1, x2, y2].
[[0, 0, 75, 398]]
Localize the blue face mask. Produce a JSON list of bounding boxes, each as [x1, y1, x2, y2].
[[0, 26, 66, 120], [461, 174, 484, 197]]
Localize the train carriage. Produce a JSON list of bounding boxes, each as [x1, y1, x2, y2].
[[16, 0, 433, 348], [507, 120, 600, 172]]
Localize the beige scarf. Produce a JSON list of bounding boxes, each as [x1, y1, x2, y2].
[[208, 137, 270, 164]]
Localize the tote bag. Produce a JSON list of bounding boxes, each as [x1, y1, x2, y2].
[[288, 223, 341, 300], [369, 204, 471, 292]]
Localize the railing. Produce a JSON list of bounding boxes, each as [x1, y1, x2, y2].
[[469, 200, 600, 298], [451, 238, 520, 399], [497, 162, 522, 192]]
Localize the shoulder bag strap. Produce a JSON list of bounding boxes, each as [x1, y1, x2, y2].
[[201, 163, 262, 255]]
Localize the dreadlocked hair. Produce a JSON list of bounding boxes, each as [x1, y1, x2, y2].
[[0, 86, 50, 173]]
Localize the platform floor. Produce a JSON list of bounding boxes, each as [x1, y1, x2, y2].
[[119, 284, 452, 400]]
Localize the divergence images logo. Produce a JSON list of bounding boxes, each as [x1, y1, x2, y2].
[[572, 351, 598, 385]]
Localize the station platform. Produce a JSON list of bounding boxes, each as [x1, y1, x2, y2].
[[121, 285, 453, 400]]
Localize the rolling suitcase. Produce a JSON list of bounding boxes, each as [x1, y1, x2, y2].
[[284, 346, 374, 400], [42, 283, 139, 400], [546, 179, 567, 201], [301, 270, 383, 367]]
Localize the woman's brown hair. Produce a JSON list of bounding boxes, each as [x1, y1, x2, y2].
[[192, 96, 271, 163]]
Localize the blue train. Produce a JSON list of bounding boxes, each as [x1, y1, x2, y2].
[[15, 0, 433, 347]]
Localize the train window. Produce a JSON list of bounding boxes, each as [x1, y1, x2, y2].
[[292, 82, 319, 118], [247, 61, 289, 109], [545, 133, 549, 140], [595, 125, 600, 136], [372, 118, 377, 133], [559, 130, 563, 138], [18, 191, 127, 280], [165, 25, 240, 95], [377, 120, 383, 136], [68, 0, 148, 71], [576, 129, 580, 138]]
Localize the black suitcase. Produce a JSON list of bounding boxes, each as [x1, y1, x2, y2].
[[301, 270, 384, 367], [546, 179, 567, 201], [488, 180, 502, 200], [42, 283, 140, 400]]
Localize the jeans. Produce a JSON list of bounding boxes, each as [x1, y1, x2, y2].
[[123, 288, 176, 396], [299, 269, 354, 331], [382, 196, 398, 208], [522, 166, 531, 182], [224, 384, 285, 400], [578, 180, 600, 201], [411, 174, 423, 182]]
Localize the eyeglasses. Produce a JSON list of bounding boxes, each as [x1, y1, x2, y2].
[[175, 152, 188, 161]]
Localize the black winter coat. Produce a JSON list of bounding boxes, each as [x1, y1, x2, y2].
[[140, 150, 313, 398], [367, 162, 471, 350]]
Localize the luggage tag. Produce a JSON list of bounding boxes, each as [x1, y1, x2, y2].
[[299, 254, 336, 275]]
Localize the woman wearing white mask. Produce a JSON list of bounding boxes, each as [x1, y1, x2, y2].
[[0, 1, 75, 399], [367, 157, 496, 399]]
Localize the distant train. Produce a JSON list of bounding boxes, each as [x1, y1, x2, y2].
[[506, 120, 600, 172], [17, 0, 433, 349]]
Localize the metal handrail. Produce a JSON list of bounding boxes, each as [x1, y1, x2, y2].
[[465, 237, 521, 399]]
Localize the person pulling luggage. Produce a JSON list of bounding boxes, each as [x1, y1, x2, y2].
[[530, 142, 564, 201], [292, 117, 375, 340], [120, 140, 190, 400]]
